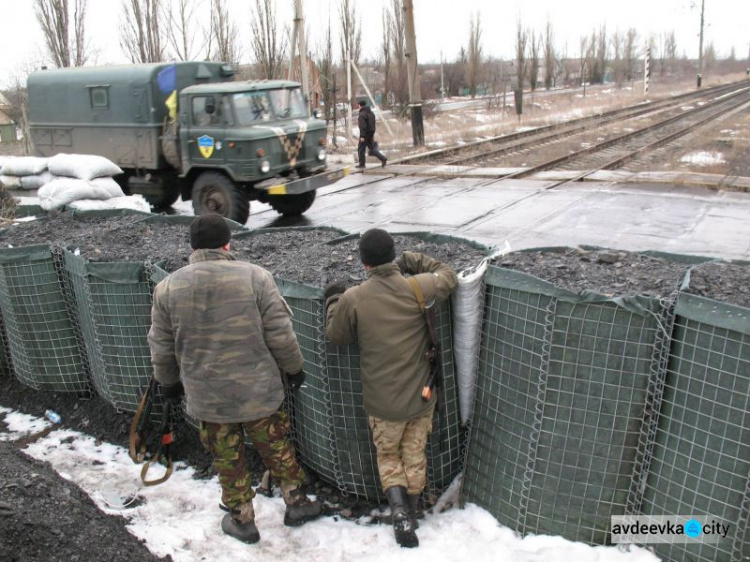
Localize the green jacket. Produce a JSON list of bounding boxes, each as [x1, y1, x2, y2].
[[325, 251, 458, 421], [148, 249, 303, 423]]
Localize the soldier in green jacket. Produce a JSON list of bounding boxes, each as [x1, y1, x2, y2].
[[324, 229, 458, 548], [148, 214, 322, 545]]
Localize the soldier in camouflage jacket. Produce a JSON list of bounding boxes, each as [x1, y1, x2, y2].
[[148, 214, 322, 544]]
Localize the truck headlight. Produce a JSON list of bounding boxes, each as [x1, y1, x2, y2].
[[260, 160, 271, 173], [317, 148, 326, 161]]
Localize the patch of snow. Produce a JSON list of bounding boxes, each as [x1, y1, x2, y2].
[[1, 408, 660, 562], [680, 151, 726, 166]]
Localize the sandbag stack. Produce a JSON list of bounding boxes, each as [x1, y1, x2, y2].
[[0, 154, 151, 213], [0, 156, 50, 191]]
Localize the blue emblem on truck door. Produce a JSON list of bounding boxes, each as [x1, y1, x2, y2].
[[198, 135, 215, 158]]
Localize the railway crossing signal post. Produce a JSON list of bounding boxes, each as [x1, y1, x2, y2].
[[644, 45, 651, 96]]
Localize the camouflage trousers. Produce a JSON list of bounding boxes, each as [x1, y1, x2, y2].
[[369, 404, 435, 495], [199, 408, 306, 510]]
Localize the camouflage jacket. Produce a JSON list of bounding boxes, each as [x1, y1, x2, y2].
[[325, 252, 458, 422], [148, 249, 303, 423]]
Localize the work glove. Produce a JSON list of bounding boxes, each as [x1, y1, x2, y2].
[[160, 381, 184, 408], [285, 370, 306, 391], [324, 282, 346, 301]]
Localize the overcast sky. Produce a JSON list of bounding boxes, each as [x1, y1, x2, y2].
[[1, 0, 748, 88]]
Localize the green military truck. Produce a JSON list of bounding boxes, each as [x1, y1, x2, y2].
[[27, 62, 348, 224]]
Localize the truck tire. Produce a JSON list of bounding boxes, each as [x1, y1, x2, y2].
[[268, 191, 317, 217], [192, 172, 250, 225]]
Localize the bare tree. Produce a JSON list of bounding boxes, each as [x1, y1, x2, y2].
[[339, 0, 362, 102], [543, 19, 556, 89], [380, 8, 392, 103], [211, 0, 240, 69], [121, 0, 166, 63], [35, 0, 90, 67], [623, 28, 639, 82], [528, 30, 540, 92], [164, 0, 205, 61], [316, 18, 336, 135], [250, 0, 286, 80], [467, 12, 482, 99], [387, 0, 408, 109], [610, 29, 624, 85]]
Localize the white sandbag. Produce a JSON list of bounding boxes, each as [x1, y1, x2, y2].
[[19, 171, 56, 190], [47, 153, 123, 180], [67, 194, 152, 214], [0, 156, 7, 173], [38, 177, 125, 211], [0, 175, 22, 189], [1, 156, 49, 176], [452, 241, 511, 425], [89, 176, 126, 197]]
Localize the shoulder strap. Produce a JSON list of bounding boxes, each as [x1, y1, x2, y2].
[[407, 276, 426, 313]]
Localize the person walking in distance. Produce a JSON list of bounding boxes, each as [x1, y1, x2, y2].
[[147, 214, 322, 545], [324, 229, 458, 547], [356, 99, 387, 169]]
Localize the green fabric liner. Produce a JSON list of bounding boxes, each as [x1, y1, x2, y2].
[[0, 243, 89, 392], [675, 293, 750, 337], [87, 262, 146, 284], [62, 249, 111, 402], [467, 253, 674, 546], [643, 314, 750, 562], [0, 244, 52, 264], [277, 278, 324, 300], [485, 265, 662, 316]]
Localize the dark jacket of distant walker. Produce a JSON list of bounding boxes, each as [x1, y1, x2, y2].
[[148, 249, 304, 423], [325, 251, 458, 422], [358, 105, 376, 139]]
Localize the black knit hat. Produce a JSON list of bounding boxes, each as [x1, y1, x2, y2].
[[190, 213, 232, 250], [359, 228, 395, 266], [358, 99, 367, 107]]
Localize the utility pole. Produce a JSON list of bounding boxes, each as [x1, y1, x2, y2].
[[346, 42, 352, 141], [697, 0, 705, 88], [289, 0, 311, 111], [403, 0, 424, 146]]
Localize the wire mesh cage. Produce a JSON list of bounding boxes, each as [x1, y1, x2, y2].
[[640, 287, 750, 562], [0, 244, 90, 393], [0, 312, 13, 378], [462, 260, 680, 545]]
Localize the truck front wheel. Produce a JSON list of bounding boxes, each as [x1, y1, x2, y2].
[[268, 191, 317, 217], [192, 172, 250, 225]]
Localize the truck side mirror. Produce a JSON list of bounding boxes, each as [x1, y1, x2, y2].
[[205, 96, 216, 114], [312, 109, 321, 119]]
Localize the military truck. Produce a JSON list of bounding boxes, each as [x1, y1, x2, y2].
[[27, 62, 348, 224]]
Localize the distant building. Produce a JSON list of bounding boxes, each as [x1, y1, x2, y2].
[[0, 103, 16, 143]]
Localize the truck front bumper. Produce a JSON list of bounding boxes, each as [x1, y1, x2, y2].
[[260, 166, 351, 195]]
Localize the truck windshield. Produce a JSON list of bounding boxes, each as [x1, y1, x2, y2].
[[232, 88, 308, 124]]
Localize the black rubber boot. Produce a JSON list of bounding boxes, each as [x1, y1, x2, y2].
[[385, 486, 419, 548], [221, 502, 260, 544], [283, 487, 323, 527], [407, 493, 423, 530]]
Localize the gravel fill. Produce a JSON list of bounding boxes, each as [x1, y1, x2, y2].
[[2, 216, 487, 287], [494, 248, 690, 298], [235, 232, 487, 287], [684, 261, 750, 309]]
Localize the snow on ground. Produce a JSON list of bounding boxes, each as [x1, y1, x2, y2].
[[679, 151, 726, 166], [0, 406, 660, 562]]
